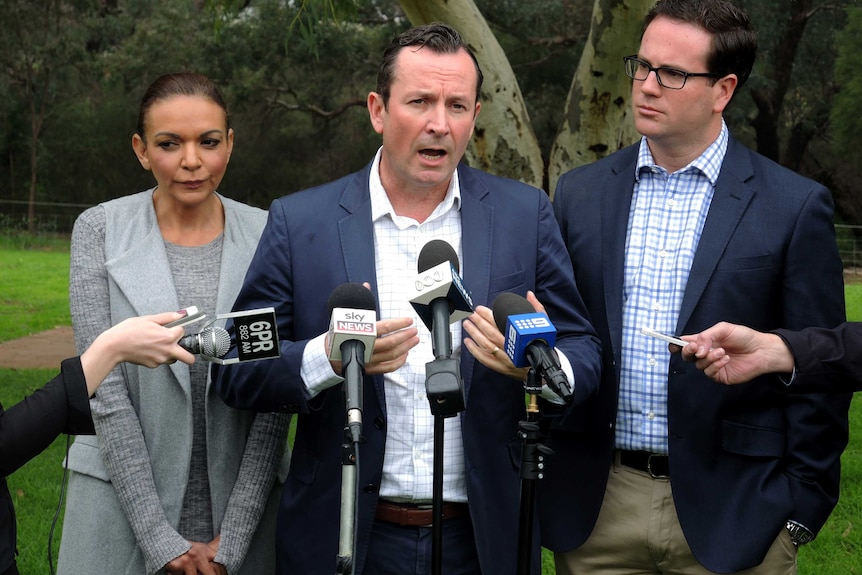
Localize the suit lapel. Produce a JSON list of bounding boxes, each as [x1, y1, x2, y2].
[[676, 140, 755, 332], [458, 167, 492, 401], [106, 220, 178, 317], [105, 212, 190, 393], [603, 151, 638, 368], [337, 168, 384, 413]]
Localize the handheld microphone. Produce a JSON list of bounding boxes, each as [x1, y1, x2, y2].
[[191, 307, 281, 364], [410, 239, 474, 359], [180, 326, 231, 359], [326, 283, 378, 443], [492, 292, 572, 403]]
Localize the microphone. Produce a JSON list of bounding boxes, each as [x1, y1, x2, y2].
[[326, 283, 378, 443], [190, 307, 281, 364], [410, 239, 474, 359], [180, 326, 231, 359], [492, 292, 572, 403], [411, 240, 467, 417]]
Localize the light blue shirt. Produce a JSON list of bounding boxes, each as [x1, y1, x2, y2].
[[615, 122, 728, 453]]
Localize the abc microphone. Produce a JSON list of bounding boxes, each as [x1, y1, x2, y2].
[[411, 240, 468, 417], [180, 326, 231, 359], [492, 292, 572, 403], [410, 239, 474, 359], [326, 283, 377, 443]]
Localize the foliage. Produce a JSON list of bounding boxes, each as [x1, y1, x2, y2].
[[0, 0, 859, 219]]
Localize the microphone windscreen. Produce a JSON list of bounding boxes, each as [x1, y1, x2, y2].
[[326, 282, 377, 314], [492, 292, 534, 333], [203, 326, 232, 358], [418, 239, 460, 274]]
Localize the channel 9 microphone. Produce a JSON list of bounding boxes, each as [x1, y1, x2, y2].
[[326, 283, 377, 443], [185, 308, 281, 365], [492, 292, 572, 403], [410, 239, 472, 416]]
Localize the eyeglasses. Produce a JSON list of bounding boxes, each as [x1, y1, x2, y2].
[[623, 55, 721, 90]]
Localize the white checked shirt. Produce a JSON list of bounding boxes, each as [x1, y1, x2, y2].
[[615, 122, 728, 454], [300, 148, 467, 503]]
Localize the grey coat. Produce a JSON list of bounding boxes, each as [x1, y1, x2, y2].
[[57, 190, 289, 575]]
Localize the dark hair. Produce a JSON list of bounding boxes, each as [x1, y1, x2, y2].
[[136, 72, 230, 140], [644, 0, 757, 87], [376, 23, 484, 107]]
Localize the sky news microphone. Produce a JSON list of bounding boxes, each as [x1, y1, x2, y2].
[[492, 292, 572, 403], [410, 239, 474, 360], [326, 283, 378, 443]]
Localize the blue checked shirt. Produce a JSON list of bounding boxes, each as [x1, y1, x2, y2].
[[615, 122, 728, 454]]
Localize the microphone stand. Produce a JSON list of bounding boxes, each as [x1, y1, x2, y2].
[[336, 343, 365, 575], [424, 298, 466, 575], [517, 367, 553, 575]]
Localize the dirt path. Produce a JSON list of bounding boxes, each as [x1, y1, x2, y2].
[[0, 326, 77, 369]]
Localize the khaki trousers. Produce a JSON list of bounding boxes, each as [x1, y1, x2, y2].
[[555, 454, 797, 575]]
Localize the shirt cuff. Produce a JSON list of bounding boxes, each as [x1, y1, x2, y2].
[[300, 332, 344, 398]]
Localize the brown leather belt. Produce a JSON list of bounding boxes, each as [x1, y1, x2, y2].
[[619, 450, 670, 478], [375, 500, 468, 527]]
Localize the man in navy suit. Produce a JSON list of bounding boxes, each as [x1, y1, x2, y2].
[[213, 23, 602, 575], [544, 0, 850, 573]]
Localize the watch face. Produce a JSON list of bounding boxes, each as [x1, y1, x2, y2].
[[786, 523, 814, 545]]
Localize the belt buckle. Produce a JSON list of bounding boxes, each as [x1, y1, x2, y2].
[[646, 454, 668, 479]]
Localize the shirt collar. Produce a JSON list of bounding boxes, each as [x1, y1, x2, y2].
[[369, 147, 461, 225], [635, 120, 729, 186]]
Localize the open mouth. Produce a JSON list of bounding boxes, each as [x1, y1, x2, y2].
[[419, 149, 446, 160]]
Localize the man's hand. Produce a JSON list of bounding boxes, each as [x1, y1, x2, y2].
[[462, 290, 546, 381], [673, 321, 795, 385]]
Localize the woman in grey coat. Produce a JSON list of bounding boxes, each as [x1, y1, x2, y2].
[[57, 73, 289, 575]]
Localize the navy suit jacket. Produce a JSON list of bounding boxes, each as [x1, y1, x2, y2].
[[544, 136, 851, 573], [213, 162, 602, 575], [776, 323, 862, 393]]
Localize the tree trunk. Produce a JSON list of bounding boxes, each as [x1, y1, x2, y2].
[[748, 0, 814, 163], [548, 0, 651, 197], [27, 74, 40, 234], [399, 0, 545, 189]]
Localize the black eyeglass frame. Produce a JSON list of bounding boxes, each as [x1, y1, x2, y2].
[[623, 55, 722, 90]]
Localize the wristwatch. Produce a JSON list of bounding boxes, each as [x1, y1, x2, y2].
[[785, 520, 814, 546]]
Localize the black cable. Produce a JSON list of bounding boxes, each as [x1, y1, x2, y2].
[[47, 434, 72, 575]]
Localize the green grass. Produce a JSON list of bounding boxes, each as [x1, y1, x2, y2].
[[2, 244, 862, 573], [0, 247, 71, 342]]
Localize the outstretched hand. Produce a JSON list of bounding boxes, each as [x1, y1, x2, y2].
[[672, 322, 794, 385], [80, 311, 196, 397]]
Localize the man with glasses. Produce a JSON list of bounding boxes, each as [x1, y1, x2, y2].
[[542, 0, 850, 573]]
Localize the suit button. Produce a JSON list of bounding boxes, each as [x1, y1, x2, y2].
[[364, 484, 378, 493], [374, 417, 385, 430]]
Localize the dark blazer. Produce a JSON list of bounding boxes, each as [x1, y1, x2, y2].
[[545, 136, 851, 573], [0, 358, 93, 573], [213, 162, 602, 575], [776, 323, 862, 393]]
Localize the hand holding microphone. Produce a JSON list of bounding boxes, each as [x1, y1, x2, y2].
[[490, 292, 573, 403], [174, 306, 281, 364]]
